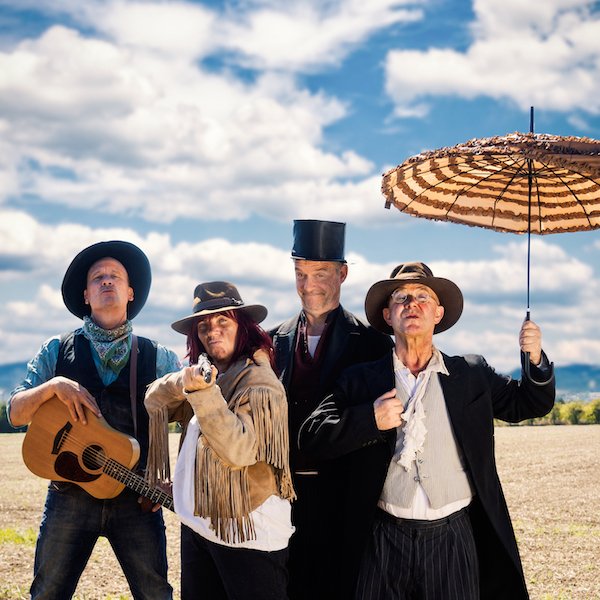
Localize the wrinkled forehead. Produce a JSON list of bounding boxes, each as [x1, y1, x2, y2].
[[392, 283, 439, 302], [87, 257, 129, 280], [294, 259, 342, 274]]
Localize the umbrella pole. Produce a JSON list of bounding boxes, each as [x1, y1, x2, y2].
[[526, 105, 534, 322], [523, 107, 534, 379]]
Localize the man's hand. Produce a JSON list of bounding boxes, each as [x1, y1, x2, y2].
[[373, 388, 404, 431], [139, 481, 173, 513], [52, 376, 101, 424], [520, 319, 542, 366]]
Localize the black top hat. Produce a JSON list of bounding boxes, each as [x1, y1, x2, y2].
[[61, 240, 151, 320], [171, 281, 268, 336], [365, 262, 463, 335], [291, 219, 346, 262]]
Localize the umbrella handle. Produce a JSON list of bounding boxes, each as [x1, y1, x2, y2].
[[521, 309, 545, 386], [522, 309, 531, 378]]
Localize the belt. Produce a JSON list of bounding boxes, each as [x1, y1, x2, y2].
[[375, 506, 468, 530]]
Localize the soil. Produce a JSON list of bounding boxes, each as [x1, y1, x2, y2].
[[1, 425, 598, 599]]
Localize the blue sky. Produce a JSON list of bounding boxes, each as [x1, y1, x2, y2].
[[1, 0, 600, 373]]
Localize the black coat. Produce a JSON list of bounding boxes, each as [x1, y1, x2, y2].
[[270, 306, 392, 598], [299, 351, 555, 599], [270, 305, 393, 397]]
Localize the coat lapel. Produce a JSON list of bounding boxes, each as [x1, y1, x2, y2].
[[319, 307, 357, 387], [439, 353, 468, 447], [272, 313, 300, 387]]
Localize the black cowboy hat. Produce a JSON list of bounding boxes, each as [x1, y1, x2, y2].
[[171, 281, 268, 335], [365, 262, 463, 335], [61, 240, 151, 320]]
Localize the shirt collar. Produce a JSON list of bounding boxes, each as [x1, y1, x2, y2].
[[392, 346, 449, 377]]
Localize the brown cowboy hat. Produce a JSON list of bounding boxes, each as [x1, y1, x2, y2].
[[171, 281, 268, 335], [365, 262, 463, 335], [61, 240, 151, 320]]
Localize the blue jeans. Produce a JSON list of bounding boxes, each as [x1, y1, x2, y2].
[[31, 483, 173, 600], [180, 524, 289, 600]]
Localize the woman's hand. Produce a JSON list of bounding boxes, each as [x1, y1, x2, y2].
[[182, 364, 217, 393]]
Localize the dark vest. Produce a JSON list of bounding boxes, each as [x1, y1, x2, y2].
[[56, 331, 157, 470], [286, 312, 337, 472]]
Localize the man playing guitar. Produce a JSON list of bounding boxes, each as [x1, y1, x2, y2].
[[8, 240, 180, 600]]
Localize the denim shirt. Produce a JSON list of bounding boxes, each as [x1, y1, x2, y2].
[[8, 327, 181, 427]]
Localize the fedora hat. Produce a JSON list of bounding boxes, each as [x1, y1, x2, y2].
[[291, 219, 346, 262], [171, 281, 268, 335], [62, 240, 151, 320], [365, 262, 463, 335]]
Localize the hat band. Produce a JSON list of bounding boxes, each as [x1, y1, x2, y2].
[[193, 297, 243, 314]]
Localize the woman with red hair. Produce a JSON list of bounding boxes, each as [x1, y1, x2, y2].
[[145, 281, 295, 600]]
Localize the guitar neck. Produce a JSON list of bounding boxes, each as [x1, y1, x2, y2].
[[103, 459, 174, 511]]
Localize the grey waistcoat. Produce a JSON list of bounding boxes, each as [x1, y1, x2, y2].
[[380, 373, 473, 509]]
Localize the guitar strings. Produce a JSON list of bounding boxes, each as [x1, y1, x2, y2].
[[55, 430, 172, 503]]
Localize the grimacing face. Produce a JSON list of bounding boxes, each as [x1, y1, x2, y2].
[[294, 259, 348, 320], [383, 283, 444, 338], [196, 312, 239, 370], [83, 257, 133, 317]]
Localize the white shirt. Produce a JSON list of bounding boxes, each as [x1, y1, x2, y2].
[[173, 416, 295, 550]]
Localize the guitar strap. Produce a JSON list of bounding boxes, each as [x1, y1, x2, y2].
[[129, 334, 138, 439]]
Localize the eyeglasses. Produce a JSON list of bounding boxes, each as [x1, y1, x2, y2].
[[390, 289, 436, 305]]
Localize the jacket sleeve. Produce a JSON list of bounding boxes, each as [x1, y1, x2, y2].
[[469, 351, 555, 422], [299, 363, 392, 461], [144, 369, 192, 424]]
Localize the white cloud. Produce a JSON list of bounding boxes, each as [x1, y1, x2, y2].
[[0, 22, 387, 225], [2, 209, 600, 370], [96, 1, 217, 57], [385, 0, 600, 117], [1, 0, 424, 71], [218, 0, 424, 72]]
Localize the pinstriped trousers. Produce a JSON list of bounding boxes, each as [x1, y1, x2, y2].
[[355, 508, 479, 600]]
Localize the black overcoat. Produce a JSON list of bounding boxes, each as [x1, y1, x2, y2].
[[300, 351, 555, 599], [270, 305, 393, 395]]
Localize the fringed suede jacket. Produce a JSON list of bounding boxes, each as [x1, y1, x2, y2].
[[144, 349, 295, 543]]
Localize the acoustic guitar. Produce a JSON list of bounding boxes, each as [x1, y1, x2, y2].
[[22, 396, 174, 511]]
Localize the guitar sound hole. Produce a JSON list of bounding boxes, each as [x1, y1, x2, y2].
[[82, 445, 106, 470]]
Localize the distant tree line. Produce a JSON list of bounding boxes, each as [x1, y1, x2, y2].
[[495, 398, 600, 426], [2, 398, 600, 433]]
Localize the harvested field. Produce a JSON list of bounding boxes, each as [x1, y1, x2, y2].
[[1, 426, 599, 599]]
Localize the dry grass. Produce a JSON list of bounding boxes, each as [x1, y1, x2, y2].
[[1, 426, 599, 599]]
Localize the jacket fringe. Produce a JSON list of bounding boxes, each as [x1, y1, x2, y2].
[[194, 386, 296, 542], [194, 442, 255, 543], [248, 389, 296, 501], [146, 405, 170, 486], [145, 351, 295, 544]]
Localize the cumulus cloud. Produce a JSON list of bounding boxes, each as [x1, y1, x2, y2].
[[218, 0, 424, 72], [2, 209, 600, 370], [0, 20, 387, 225], [1, 0, 424, 70], [385, 0, 600, 117]]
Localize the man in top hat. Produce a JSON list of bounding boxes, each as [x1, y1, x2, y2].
[[299, 262, 555, 600], [9, 240, 181, 600], [270, 220, 393, 600]]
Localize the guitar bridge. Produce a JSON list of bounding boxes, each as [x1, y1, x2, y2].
[[52, 421, 72, 455]]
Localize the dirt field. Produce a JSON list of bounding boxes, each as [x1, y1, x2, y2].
[[1, 426, 598, 599]]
